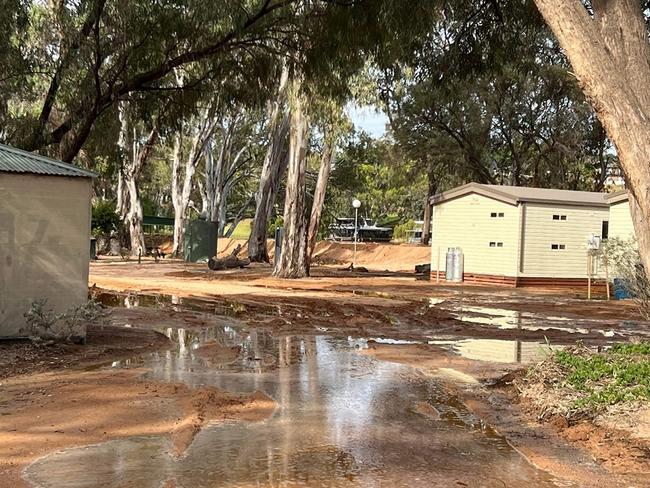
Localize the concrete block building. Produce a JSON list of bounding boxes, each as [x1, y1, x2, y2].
[[429, 183, 612, 286], [0, 144, 95, 337]]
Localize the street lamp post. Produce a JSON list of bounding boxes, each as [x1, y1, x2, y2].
[[352, 198, 361, 269]]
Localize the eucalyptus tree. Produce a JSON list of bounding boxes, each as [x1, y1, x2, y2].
[[248, 66, 290, 263], [270, 0, 443, 278], [273, 72, 311, 278], [170, 105, 217, 255], [116, 101, 163, 255], [4, 0, 302, 162], [532, 0, 650, 275], [200, 105, 266, 237]]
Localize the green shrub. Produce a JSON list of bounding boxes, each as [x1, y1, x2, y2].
[[267, 216, 283, 238], [392, 219, 416, 241], [600, 237, 650, 318], [92, 200, 121, 236]]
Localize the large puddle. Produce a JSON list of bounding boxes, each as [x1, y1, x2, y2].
[[24, 316, 573, 487]]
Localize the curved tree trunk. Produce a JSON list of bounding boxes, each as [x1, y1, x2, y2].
[[171, 134, 194, 256], [307, 139, 334, 261], [534, 0, 650, 275], [273, 77, 310, 278], [249, 66, 290, 262]]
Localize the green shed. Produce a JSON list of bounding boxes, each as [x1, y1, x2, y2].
[[183, 220, 218, 263]]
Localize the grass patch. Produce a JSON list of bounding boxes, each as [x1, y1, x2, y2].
[[517, 342, 650, 420], [554, 345, 650, 409], [226, 219, 252, 240]]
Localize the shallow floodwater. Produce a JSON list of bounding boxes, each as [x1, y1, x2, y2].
[[24, 321, 573, 487]]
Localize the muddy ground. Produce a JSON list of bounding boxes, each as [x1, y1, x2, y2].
[[2, 259, 650, 486], [363, 342, 650, 487], [0, 306, 277, 487]]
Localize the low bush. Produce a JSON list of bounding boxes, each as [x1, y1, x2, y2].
[[22, 299, 107, 344], [518, 342, 650, 420], [600, 237, 650, 318]]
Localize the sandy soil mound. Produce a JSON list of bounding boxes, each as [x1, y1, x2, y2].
[[217, 238, 430, 271]]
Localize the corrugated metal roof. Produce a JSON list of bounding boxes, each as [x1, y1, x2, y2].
[[431, 182, 614, 207], [0, 143, 96, 178]]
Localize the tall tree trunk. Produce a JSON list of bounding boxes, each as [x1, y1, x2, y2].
[[534, 0, 650, 274], [124, 175, 145, 255], [117, 101, 159, 256], [273, 78, 309, 279], [249, 66, 290, 262], [171, 134, 189, 256], [171, 109, 214, 256], [116, 102, 129, 220], [422, 167, 438, 246], [306, 139, 334, 261]]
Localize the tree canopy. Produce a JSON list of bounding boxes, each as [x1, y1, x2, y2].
[[2, 0, 643, 275]]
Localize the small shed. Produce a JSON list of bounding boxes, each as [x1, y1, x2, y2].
[[0, 144, 95, 338], [429, 183, 611, 286]]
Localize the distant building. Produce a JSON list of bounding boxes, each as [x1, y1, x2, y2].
[[429, 183, 617, 286], [0, 144, 95, 338]]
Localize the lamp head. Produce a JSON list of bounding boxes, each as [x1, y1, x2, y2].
[[352, 199, 361, 209]]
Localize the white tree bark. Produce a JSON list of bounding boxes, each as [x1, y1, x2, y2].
[[117, 101, 159, 256], [249, 65, 291, 262], [307, 138, 334, 261], [171, 108, 216, 255], [534, 0, 650, 275], [200, 111, 254, 236], [274, 76, 310, 279]]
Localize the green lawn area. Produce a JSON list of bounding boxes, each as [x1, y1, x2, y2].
[[226, 218, 252, 239]]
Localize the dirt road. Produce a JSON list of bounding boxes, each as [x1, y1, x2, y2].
[[2, 259, 650, 487]]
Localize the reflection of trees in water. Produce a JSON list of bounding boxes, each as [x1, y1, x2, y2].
[[123, 294, 139, 308]]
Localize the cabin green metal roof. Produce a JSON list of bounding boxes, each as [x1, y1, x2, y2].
[[0, 143, 96, 178]]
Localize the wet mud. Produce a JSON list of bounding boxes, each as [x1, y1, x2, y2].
[[23, 327, 567, 487], [6, 262, 650, 486]]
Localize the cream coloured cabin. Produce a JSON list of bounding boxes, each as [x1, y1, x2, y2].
[[606, 191, 635, 240], [430, 183, 611, 286], [0, 144, 95, 338]]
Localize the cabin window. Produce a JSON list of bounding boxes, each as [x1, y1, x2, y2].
[[490, 212, 505, 218], [601, 221, 609, 240], [551, 244, 566, 250], [552, 214, 567, 221], [489, 242, 503, 247]]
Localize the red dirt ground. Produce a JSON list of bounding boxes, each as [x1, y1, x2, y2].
[[2, 254, 649, 487]]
